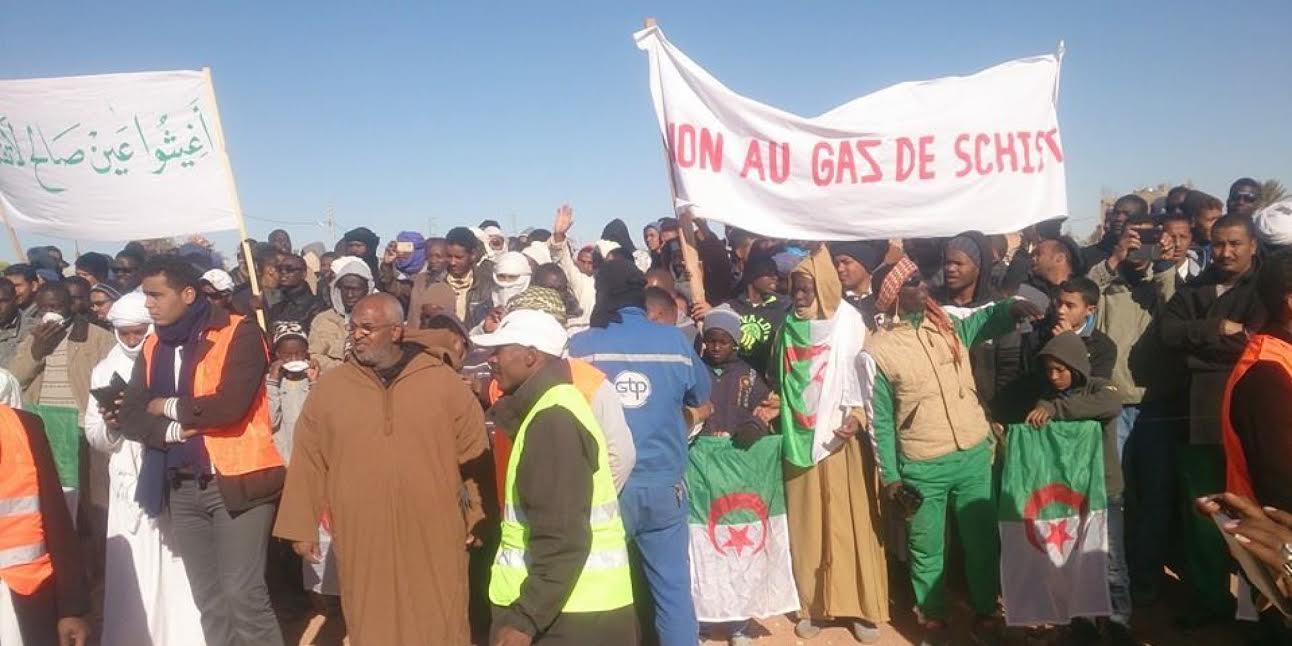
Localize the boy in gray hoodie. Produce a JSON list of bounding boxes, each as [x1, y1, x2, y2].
[[1027, 332, 1130, 643]]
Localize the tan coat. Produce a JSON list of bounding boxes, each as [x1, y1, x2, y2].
[[274, 329, 489, 646], [307, 309, 348, 372], [8, 319, 114, 417], [865, 316, 990, 462], [785, 435, 890, 622]]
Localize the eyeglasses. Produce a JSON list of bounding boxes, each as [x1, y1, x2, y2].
[[346, 322, 401, 338], [904, 274, 923, 288], [277, 265, 305, 274], [1234, 192, 1259, 204]]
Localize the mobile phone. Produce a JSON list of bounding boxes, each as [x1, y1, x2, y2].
[[396, 241, 414, 254], [90, 373, 129, 412]]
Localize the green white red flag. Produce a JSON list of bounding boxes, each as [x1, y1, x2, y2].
[[999, 421, 1112, 626], [686, 435, 799, 621]]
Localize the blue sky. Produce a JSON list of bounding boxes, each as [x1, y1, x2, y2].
[[2, 1, 1289, 262]]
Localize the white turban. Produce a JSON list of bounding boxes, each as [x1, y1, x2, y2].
[[522, 241, 552, 266], [492, 252, 532, 309], [106, 291, 151, 328], [107, 291, 152, 357], [1255, 198, 1292, 247], [595, 239, 621, 259]]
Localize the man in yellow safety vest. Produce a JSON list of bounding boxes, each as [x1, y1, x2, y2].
[[473, 309, 637, 646]]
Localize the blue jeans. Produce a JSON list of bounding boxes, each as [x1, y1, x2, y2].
[[621, 481, 697, 646], [1116, 405, 1139, 463], [1107, 496, 1131, 625]]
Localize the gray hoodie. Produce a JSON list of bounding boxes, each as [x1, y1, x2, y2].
[[1035, 332, 1125, 497]]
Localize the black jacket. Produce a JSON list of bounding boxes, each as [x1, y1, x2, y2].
[[487, 359, 634, 643], [268, 284, 326, 332], [1160, 264, 1266, 443], [119, 305, 284, 513]]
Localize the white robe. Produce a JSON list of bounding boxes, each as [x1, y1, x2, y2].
[[84, 345, 206, 646]]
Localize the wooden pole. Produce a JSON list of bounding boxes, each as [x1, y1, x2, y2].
[[643, 18, 707, 306], [0, 201, 24, 261], [202, 67, 266, 330]]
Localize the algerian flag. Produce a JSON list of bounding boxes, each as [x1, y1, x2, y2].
[[686, 435, 799, 622], [999, 421, 1112, 626], [773, 305, 870, 467], [29, 403, 81, 489]]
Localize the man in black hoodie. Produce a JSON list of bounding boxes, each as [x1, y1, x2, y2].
[[1024, 332, 1130, 643]]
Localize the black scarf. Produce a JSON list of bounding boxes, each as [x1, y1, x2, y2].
[[590, 259, 646, 328]]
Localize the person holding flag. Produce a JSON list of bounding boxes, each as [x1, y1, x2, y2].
[[773, 245, 888, 643], [866, 255, 1042, 645]]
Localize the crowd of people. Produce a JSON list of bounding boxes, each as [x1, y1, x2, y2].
[[2, 176, 1292, 646]]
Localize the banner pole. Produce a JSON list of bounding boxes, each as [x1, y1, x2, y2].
[[0, 201, 24, 261], [643, 18, 707, 307], [201, 66, 266, 330]]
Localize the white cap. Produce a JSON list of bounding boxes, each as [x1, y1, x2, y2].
[[470, 309, 567, 357], [201, 269, 235, 293]]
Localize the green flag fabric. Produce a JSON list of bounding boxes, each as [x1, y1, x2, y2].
[[773, 305, 866, 468], [998, 421, 1111, 626], [30, 403, 81, 489], [685, 435, 798, 621]]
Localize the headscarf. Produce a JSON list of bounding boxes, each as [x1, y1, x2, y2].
[[600, 219, 637, 255], [479, 225, 506, 262], [106, 291, 152, 358], [491, 252, 532, 309], [505, 286, 568, 326], [874, 256, 964, 366], [522, 241, 552, 266], [1255, 198, 1292, 248], [590, 259, 646, 328], [942, 231, 995, 306], [330, 255, 376, 319], [394, 231, 427, 275], [789, 246, 842, 320], [342, 227, 381, 276]]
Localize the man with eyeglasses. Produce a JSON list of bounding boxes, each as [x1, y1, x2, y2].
[[275, 292, 489, 645], [268, 254, 326, 333], [112, 249, 146, 293], [1227, 177, 1263, 219]]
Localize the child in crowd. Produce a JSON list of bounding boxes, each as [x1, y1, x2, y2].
[[1027, 332, 1130, 644], [265, 322, 339, 619], [695, 306, 779, 646]]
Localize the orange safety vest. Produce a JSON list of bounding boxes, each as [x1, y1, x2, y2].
[[142, 314, 284, 476], [0, 406, 55, 595], [488, 359, 608, 512], [1219, 333, 1292, 500]]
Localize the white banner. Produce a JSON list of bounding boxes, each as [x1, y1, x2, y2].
[[0, 70, 241, 240], [635, 26, 1068, 240]]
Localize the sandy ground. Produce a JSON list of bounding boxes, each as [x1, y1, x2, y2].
[[276, 568, 1250, 646]]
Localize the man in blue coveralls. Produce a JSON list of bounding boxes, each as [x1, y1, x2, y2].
[[569, 259, 711, 646]]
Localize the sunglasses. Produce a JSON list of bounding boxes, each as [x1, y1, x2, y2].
[[277, 265, 306, 274], [1234, 192, 1258, 204]]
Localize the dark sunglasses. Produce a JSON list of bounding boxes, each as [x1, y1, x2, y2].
[[1234, 192, 1258, 204], [904, 274, 923, 288], [277, 265, 305, 274]]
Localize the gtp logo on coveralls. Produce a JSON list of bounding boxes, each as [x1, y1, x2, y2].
[[613, 371, 652, 408]]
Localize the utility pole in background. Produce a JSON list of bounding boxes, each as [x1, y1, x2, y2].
[[323, 201, 337, 242]]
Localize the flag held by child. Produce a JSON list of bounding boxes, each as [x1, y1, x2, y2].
[[999, 421, 1112, 626], [686, 435, 799, 622]]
